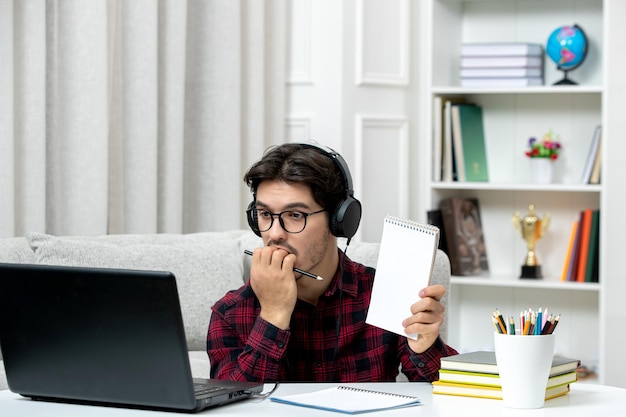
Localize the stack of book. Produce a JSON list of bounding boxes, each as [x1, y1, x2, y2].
[[561, 208, 600, 283], [580, 125, 602, 184], [460, 42, 544, 87], [433, 351, 580, 400], [431, 97, 489, 183]]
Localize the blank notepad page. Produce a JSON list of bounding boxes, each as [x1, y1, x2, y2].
[[270, 385, 421, 414], [365, 215, 440, 339]]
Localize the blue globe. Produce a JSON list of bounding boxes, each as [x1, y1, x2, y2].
[[546, 24, 588, 71]]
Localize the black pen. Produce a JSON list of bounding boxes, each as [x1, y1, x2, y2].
[[244, 249, 324, 281]]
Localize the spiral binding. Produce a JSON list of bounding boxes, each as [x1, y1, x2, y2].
[[337, 385, 418, 400], [384, 215, 439, 236]]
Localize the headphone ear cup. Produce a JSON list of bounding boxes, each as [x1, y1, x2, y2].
[[330, 197, 362, 239], [246, 201, 262, 237]]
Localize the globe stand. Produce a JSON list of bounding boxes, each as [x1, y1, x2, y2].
[[553, 69, 577, 86]]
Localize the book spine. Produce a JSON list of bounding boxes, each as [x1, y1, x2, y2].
[[443, 100, 454, 182], [460, 56, 543, 68], [589, 134, 603, 184], [576, 209, 593, 282], [458, 104, 489, 182], [460, 77, 543, 87], [584, 210, 600, 282], [460, 68, 543, 78], [561, 221, 578, 281], [580, 125, 602, 183], [566, 213, 583, 282], [451, 105, 466, 181], [461, 43, 543, 57], [432, 96, 443, 182]]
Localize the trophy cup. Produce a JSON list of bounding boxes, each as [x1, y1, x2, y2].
[[512, 204, 551, 279]]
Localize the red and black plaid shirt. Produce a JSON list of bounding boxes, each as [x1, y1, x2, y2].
[[207, 251, 457, 382]]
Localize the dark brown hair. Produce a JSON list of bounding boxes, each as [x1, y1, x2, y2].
[[244, 143, 345, 213]]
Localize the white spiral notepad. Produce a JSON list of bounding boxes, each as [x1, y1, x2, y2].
[[365, 215, 440, 339], [270, 385, 421, 414]]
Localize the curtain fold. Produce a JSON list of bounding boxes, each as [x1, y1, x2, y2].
[[183, 0, 243, 232], [118, 0, 159, 233], [0, 0, 16, 235], [1, 0, 287, 238], [14, 0, 47, 236], [157, 0, 187, 233], [48, 0, 109, 235]]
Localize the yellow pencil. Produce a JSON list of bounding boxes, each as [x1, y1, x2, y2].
[[493, 310, 507, 334], [522, 315, 531, 335]]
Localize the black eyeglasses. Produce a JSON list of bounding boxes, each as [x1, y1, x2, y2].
[[248, 208, 326, 234]]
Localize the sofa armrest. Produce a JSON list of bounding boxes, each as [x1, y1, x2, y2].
[[0, 237, 36, 264]]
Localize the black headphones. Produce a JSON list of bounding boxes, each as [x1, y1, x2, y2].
[[246, 142, 362, 239]]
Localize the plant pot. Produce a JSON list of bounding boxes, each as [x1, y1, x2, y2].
[[530, 158, 554, 183]]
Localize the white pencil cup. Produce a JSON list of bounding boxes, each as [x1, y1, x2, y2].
[[494, 333, 555, 409]]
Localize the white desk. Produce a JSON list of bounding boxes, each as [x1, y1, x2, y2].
[[1, 383, 626, 416]]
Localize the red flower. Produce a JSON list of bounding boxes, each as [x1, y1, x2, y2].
[[525, 131, 562, 160]]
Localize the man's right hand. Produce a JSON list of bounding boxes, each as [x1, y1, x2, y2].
[[248, 247, 298, 329]]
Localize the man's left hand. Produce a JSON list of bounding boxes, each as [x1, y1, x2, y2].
[[402, 284, 446, 353]]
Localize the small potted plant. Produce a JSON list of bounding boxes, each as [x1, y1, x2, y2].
[[525, 130, 562, 183]]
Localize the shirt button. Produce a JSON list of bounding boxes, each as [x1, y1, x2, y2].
[[417, 362, 425, 368], [277, 341, 284, 348], [316, 361, 322, 367]]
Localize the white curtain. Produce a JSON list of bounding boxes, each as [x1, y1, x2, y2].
[[0, 0, 286, 238]]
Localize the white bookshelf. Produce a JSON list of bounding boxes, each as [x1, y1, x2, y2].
[[420, 0, 623, 384]]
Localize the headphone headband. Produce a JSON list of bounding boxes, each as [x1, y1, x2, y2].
[[297, 142, 355, 198]]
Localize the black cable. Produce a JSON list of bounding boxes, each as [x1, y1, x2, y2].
[[333, 240, 350, 364], [249, 381, 280, 400]]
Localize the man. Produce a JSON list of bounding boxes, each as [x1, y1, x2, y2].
[[207, 142, 457, 382]]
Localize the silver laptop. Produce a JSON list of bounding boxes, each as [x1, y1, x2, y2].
[[0, 263, 263, 412]]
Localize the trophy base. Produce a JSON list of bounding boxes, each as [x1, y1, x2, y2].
[[520, 265, 542, 279]]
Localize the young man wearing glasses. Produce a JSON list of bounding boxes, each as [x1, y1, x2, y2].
[[206, 142, 457, 382]]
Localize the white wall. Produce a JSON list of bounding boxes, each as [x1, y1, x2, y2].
[[285, 0, 425, 243]]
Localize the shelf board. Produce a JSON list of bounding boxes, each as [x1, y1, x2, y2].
[[432, 86, 603, 95], [450, 276, 600, 291], [430, 182, 602, 192]]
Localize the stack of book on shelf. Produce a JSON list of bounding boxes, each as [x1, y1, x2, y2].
[[460, 42, 544, 87], [580, 125, 602, 184], [431, 97, 489, 183], [433, 351, 580, 400], [561, 208, 600, 283]]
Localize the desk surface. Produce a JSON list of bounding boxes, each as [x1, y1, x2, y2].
[[1, 383, 626, 416]]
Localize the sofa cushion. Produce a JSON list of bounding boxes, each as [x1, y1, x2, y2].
[[27, 232, 246, 351]]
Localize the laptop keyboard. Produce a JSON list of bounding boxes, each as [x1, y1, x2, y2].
[[194, 383, 228, 397]]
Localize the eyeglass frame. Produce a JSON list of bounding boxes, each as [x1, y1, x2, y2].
[[247, 207, 326, 234]]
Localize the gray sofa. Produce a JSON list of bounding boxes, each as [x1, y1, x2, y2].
[[0, 230, 451, 390]]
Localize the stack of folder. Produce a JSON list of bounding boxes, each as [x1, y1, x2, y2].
[[433, 351, 579, 400]]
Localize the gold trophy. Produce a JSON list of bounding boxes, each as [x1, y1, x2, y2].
[[512, 204, 551, 279]]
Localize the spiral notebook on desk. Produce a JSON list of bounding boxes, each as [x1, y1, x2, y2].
[[270, 385, 421, 414], [366, 215, 440, 339]]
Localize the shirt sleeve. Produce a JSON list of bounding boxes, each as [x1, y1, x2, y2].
[[207, 305, 290, 382], [400, 336, 459, 382]]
